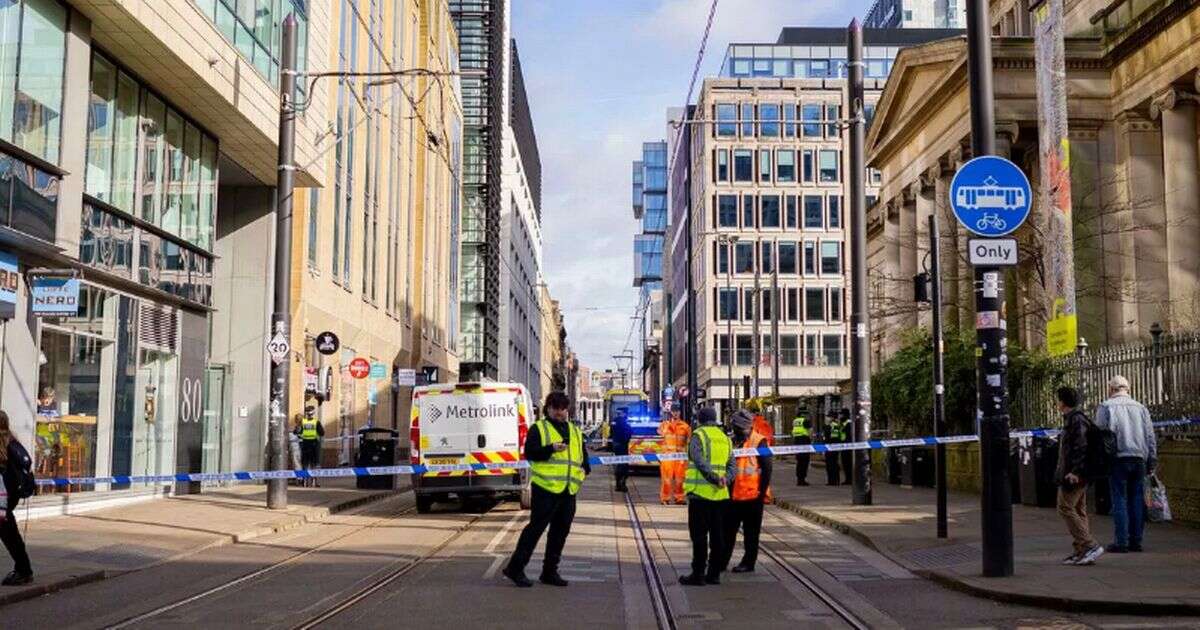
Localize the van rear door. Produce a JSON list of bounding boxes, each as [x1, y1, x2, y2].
[[417, 385, 525, 475]]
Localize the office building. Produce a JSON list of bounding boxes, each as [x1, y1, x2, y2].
[[0, 0, 328, 508], [291, 0, 463, 461], [681, 27, 957, 415], [632, 140, 667, 401], [864, 0, 967, 30]]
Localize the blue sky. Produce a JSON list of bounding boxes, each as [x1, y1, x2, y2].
[[511, 0, 874, 373]]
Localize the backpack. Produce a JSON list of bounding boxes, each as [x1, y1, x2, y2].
[[1085, 414, 1117, 481], [7, 440, 35, 500]]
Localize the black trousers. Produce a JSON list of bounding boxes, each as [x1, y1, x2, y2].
[[300, 440, 321, 469], [841, 449, 853, 485], [717, 499, 764, 571], [825, 450, 840, 485], [795, 436, 811, 483], [0, 509, 31, 576], [506, 485, 577, 576], [686, 496, 727, 579], [613, 442, 630, 488]]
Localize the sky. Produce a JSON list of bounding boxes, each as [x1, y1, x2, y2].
[[511, 0, 874, 374]]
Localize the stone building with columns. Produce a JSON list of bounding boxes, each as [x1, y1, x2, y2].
[[865, 0, 1200, 363]]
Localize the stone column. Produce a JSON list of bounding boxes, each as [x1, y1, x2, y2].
[[1116, 110, 1170, 332], [949, 145, 973, 331], [1151, 88, 1200, 328]]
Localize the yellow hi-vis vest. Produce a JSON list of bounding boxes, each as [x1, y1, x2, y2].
[[529, 419, 585, 495], [792, 417, 809, 437], [300, 418, 319, 440], [685, 425, 732, 501]]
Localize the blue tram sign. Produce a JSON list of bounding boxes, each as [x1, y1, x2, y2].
[[949, 156, 1032, 238]]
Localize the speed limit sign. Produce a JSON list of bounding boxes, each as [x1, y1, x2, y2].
[[267, 332, 290, 364]]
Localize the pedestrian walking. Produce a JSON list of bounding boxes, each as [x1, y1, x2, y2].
[[294, 403, 323, 487], [679, 407, 734, 586], [657, 403, 690, 505], [791, 412, 811, 486], [503, 392, 589, 588], [718, 410, 772, 573], [611, 409, 631, 493], [839, 408, 853, 485], [1054, 386, 1104, 566], [1095, 375, 1157, 553], [823, 411, 840, 486], [0, 411, 33, 586]]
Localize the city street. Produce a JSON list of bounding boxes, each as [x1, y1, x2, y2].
[[5, 471, 1198, 629]]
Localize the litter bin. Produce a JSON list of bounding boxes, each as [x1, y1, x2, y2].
[[356, 427, 399, 490], [1017, 435, 1058, 507], [1010, 439, 1022, 504], [900, 446, 935, 487]]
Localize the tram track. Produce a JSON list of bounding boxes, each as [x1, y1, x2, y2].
[[625, 475, 870, 629], [104, 498, 419, 629], [290, 510, 488, 630]]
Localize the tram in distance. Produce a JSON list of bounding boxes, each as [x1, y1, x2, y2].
[[604, 389, 664, 470], [954, 176, 1027, 210]]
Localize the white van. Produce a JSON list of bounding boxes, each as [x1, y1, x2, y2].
[[409, 382, 532, 513]]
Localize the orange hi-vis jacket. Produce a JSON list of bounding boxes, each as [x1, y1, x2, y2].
[[752, 415, 774, 446], [658, 418, 691, 452], [732, 429, 774, 503]]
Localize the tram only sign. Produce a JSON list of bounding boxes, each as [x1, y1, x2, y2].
[[949, 156, 1032, 238], [968, 238, 1019, 266]]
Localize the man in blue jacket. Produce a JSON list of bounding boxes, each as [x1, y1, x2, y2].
[[1095, 375, 1157, 553]]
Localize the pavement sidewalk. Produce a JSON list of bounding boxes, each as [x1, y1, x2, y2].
[[773, 465, 1200, 615], [0, 479, 404, 608]]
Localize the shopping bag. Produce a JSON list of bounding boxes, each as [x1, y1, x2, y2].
[[1145, 474, 1172, 522]]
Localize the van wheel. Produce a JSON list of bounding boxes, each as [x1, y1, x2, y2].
[[415, 494, 434, 514], [519, 486, 532, 510]]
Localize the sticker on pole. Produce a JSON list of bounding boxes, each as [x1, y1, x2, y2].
[[267, 332, 290, 364], [949, 156, 1032, 237]]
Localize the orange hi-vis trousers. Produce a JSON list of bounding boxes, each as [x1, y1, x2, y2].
[[660, 460, 686, 503]]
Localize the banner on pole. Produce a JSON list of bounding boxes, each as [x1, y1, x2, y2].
[[1033, 0, 1077, 356]]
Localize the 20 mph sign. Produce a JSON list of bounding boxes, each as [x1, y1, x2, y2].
[[267, 332, 290, 364]]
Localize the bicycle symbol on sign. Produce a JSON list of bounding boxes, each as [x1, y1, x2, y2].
[[975, 213, 1007, 232]]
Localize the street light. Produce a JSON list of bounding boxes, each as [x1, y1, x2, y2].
[[717, 234, 739, 415]]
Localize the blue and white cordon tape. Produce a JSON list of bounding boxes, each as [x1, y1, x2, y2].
[[37, 417, 1198, 487]]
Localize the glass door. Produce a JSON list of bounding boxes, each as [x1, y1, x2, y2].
[[201, 364, 230, 480], [132, 347, 178, 481]]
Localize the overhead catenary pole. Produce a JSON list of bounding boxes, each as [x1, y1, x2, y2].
[[267, 15, 298, 510], [929, 213, 948, 538], [847, 20, 872, 506], [966, 0, 1014, 577]]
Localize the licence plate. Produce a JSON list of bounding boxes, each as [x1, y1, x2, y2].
[[427, 457, 461, 465]]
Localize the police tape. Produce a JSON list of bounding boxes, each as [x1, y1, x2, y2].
[[35, 418, 1198, 487]]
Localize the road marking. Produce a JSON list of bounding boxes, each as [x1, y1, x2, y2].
[[482, 512, 523, 579]]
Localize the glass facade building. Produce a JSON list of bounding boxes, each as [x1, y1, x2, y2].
[[450, 0, 506, 381], [633, 141, 667, 297]]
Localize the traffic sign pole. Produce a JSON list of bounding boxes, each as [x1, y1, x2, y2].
[[966, 0, 1014, 578], [267, 17, 298, 511]]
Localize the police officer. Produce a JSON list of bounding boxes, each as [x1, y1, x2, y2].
[[791, 412, 812, 486], [839, 408, 854, 485], [293, 403, 323, 487], [718, 410, 772, 573], [611, 409, 632, 493], [823, 411, 840, 486], [503, 392, 589, 588], [679, 407, 734, 586]]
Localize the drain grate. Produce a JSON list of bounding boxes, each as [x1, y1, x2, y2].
[[902, 544, 980, 569]]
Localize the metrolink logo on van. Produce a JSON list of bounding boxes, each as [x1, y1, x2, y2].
[[443, 403, 517, 419]]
